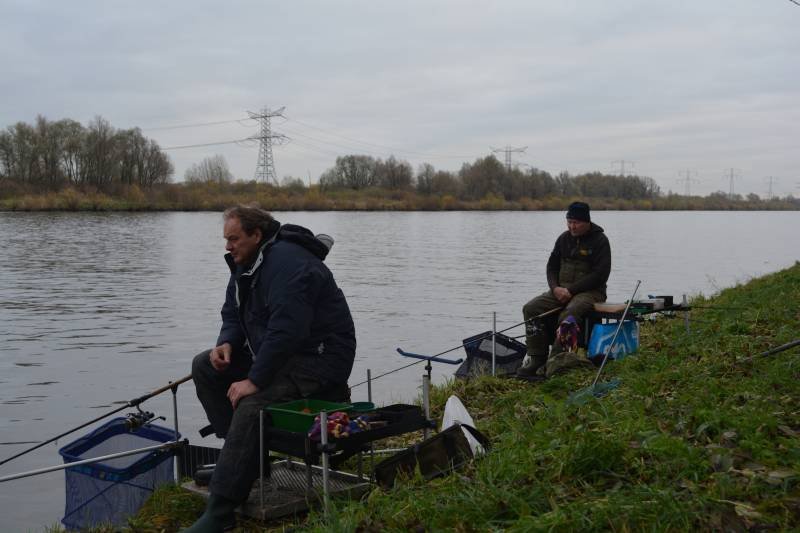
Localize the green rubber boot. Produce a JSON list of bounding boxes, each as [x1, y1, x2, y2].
[[182, 494, 237, 533]]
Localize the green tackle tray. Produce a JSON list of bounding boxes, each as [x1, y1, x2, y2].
[[265, 399, 353, 433]]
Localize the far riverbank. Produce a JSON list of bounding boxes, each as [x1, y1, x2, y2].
[[1, 183, 798, 211]]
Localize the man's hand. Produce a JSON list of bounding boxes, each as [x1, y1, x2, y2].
[[553, 286, 573, 304], [210, 343, 232, 371], [227, 378, 259, 408]]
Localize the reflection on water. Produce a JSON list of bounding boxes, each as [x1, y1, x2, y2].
[[0, 210, 798, 530]]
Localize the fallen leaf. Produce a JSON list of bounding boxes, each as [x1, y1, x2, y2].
[[742, 462, 766, 472], [732, 502, 761, 519], [766, 469, 796, 485]]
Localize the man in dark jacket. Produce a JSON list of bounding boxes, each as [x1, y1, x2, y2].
[[186, 205, 356, 532], [518, 201, 611, 377]]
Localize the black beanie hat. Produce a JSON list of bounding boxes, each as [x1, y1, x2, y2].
[[566, 201, 591, 222]]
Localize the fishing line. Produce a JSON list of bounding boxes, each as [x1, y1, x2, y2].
[[349, 307, 563, 389]]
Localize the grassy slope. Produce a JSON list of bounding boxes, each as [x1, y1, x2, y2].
[[130, 262, 800, 532]]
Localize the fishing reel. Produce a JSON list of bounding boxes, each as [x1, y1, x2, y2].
[[124, 405, 165, 431]]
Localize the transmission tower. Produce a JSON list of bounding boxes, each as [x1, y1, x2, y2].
[[611, 160, 635, 177], [248, 106, 287, 185], [723, 168, 740, 199], [491, 145, 527, 171], [676, 169, 700, 196], [765, 176, 778, 200]]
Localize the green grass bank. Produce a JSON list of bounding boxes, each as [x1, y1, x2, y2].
[[68, 262, 800, 532]]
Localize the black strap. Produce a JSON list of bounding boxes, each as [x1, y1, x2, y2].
[[198, 424, 215, 438], [454, 422, 491, 450]]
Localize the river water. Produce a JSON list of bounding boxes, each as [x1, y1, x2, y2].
[[0, 210, 797, 531]]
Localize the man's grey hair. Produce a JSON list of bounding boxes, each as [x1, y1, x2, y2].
[[223, 204, 275, 237]]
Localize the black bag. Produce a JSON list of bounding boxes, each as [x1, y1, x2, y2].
[[374, 423, 490, 489]]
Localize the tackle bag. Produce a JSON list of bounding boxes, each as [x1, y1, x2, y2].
[[374, 423, 490, 489]]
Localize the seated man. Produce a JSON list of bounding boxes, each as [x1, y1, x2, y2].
[[187, 205, 356, 532], [518, 201, 611, 377]]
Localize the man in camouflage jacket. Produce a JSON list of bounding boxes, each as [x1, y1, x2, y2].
[[519, 201, 611, 377]]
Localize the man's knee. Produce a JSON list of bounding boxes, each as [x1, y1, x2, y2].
[[564, 293, 601, 320], [191, 349, 214, 383], [523, 294, 551, 318]]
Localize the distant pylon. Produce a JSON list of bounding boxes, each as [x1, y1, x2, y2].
[[676, 169, 699, 196], [611, 160, 635, 177], [490, 145, 527, 171], [248, 106, 287, 185], [723, 168, 740, 199]]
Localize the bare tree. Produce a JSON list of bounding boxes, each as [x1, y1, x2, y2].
[[416, 162, 436, 194], [375, 155, 413, 190], [184, 154, 233, 184]]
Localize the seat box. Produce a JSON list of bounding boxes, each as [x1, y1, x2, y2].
[[587, 320, 639, 361]]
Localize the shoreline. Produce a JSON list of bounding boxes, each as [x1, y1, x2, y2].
[[1, 185, 798, 213]]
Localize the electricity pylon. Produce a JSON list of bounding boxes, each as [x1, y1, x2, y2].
[[248, 106, 288, 185], [491, 145, 527, 171], [676, 169, 700, 196]]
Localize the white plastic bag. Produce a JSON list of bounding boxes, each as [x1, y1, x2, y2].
[[441, 395, 485, 457]]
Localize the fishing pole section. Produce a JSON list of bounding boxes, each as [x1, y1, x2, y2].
[[0, 374, 192, 483]]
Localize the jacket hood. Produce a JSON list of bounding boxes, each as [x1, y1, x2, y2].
[[277, 224, 330, 260]]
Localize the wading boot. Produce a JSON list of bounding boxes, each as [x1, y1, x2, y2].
[[517, 354, 547, 378], [182, 493, 237, 533]]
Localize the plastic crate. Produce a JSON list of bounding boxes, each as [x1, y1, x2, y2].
[[266, 399, 352, 433], [587, 320, 639, 361]]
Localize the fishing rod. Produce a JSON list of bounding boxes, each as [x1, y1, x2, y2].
[[350, 306, 563, 389], [591, 280, 641, 388], [0, 374, 192, 468], [738, 339, 800, 363]]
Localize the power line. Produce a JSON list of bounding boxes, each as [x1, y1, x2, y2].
[[162, 138, 257, 150], [282, 115, 480, 159], [276, 125, 401, 158], [141, 117, 257, 132]]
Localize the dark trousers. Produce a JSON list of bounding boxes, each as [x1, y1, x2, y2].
[[191, 350, 348, 502], [522, 290, 605, 358]]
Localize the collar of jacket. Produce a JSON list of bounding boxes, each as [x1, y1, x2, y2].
[[223, 226, 281, 276]]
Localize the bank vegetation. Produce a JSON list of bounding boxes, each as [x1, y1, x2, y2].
[[2, 116, 798, 211]]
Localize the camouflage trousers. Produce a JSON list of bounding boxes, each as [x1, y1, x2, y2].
[[522, 290, 605, 358]]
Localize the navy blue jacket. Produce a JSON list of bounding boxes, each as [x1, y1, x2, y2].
[[216, 224, 356, 389]]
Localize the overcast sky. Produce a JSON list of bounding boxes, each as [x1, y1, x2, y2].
[[2, 0, 798, 197]]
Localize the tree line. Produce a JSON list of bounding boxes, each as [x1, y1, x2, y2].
[[3, 116, 795, 209], [0, 116, 173, 191], [318, 153, 661, 201]]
